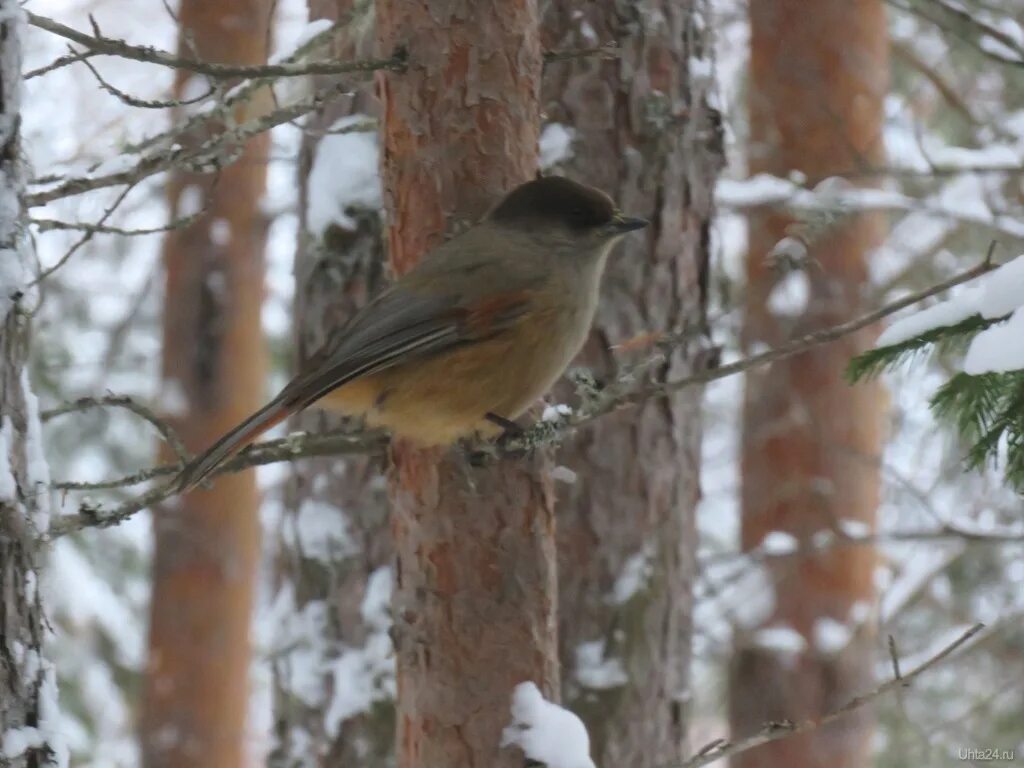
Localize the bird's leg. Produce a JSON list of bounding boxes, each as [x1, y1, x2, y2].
[[486, 412, 532, 458], [463, 414, 528, 465], [485, 411, 524, 438]]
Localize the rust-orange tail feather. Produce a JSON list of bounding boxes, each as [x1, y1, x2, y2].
[[175, 399, 292, 493]]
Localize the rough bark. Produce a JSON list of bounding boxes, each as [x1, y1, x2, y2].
[[270, 2, 394, 765], [375, 3, 559, 768], [0, 8, 63, 766], [540, 2, 722, 766], [140, 1, 271, 766], [731, 2, 888, 767]]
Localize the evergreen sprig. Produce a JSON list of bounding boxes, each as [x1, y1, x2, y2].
[[848, 312, 1024, 491], [845, 313, 1004, 383], [931, 371, 1024, 487]]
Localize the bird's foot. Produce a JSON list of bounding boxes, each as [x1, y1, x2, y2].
[[486, 412, 532, 458]]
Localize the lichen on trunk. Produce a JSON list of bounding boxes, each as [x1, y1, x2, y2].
[[540, 1, 723, 765]]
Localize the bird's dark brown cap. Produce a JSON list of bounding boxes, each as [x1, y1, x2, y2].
[[489, 175, 619, 232]]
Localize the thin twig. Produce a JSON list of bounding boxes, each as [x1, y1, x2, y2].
[[29, 182, 137, 285], [25, 47, 98, 79], [42, 395, 189, 464], [81, 55, 215, 109], [27, 78, 355, 207], [619, 256, 998, 415], [31, 209, 204, 236], [676, 623, 984, 768]]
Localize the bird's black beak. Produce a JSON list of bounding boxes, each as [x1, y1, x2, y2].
[[609, 214, 649, 234]]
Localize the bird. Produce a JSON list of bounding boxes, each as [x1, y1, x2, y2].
[[175, 175, 648, 491]]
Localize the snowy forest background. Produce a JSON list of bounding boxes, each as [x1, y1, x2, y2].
[[4, 0, 1024, 766]]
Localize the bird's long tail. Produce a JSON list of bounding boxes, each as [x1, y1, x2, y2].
[[175, 398, 292, 493]]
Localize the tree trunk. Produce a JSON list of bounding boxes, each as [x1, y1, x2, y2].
[[270, 2, 395, 765], [731, 2, 888, 767], [375, 3, 558, 767], [141, 1, 271, 766], [0, 7, 64, 765], [541, 2, 722, 766]]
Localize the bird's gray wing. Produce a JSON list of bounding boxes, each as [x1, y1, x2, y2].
[[278, 278, 535, 410]]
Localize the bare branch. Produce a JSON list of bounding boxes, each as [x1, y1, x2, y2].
[[31, 209, 204, 237], [29, 182, 137, 285], [25, 47, 98, 79], [27, 78, 354, 207], [42, 254, 1002, 534], [676, 623, 984, 768], [26, 11, 407, 80], [47, 428, 387, 536], [42, 394, 188, 464], [613, 257, 998, 417], [487, 255, 1000, 454], [80, 55, 215, 109]]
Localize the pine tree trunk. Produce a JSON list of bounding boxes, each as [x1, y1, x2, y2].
[[0, 7, 63, 765], [731, 2, 888, 767], [375, 3, 558, 767], [270, 2, 395, 764], [541, 2, 722, 765], [141, 2, 271, 766]]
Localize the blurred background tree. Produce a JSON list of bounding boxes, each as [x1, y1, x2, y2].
[[140, 0, 271, 765], [730, 1, 887, 766]]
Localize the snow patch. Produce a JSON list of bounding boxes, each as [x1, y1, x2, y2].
[[611, 547, 652, 604], [813, 617, 853, 654], [305, 115, 381, 235], [575, 640, 627, 690], [541, 403, 572, 422], [293, 499, 354, 562], [767, 271, 810, 316], [502, 682, 596, 768], [157, 378, 189, 417], [752, 625, 806, 657], [760, 531, 798, 555], [551, 465, 577, 484], [539, 124, 575, 169]]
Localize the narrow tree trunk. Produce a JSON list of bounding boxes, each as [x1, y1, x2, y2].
[[141, 2, 271, 766], [270, 2, 395, 764], [541, 2, 722, 766], [375, 3, 558, 767], [731, 2, 888, 767], [0, 7, 64, 765]]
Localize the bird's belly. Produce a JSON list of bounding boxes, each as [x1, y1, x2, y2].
[[355, 320, 581, 446]]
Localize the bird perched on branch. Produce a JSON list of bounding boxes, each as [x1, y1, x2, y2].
[[176, 175, 648, 491]]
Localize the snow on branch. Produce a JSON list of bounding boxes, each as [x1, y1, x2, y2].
[[850, 251, 1024, 489]]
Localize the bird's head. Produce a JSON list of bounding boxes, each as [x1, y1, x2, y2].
[[488, 176, 648, 253]]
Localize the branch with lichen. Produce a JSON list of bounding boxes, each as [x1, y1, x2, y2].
[[44, 257, 998, 537]]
